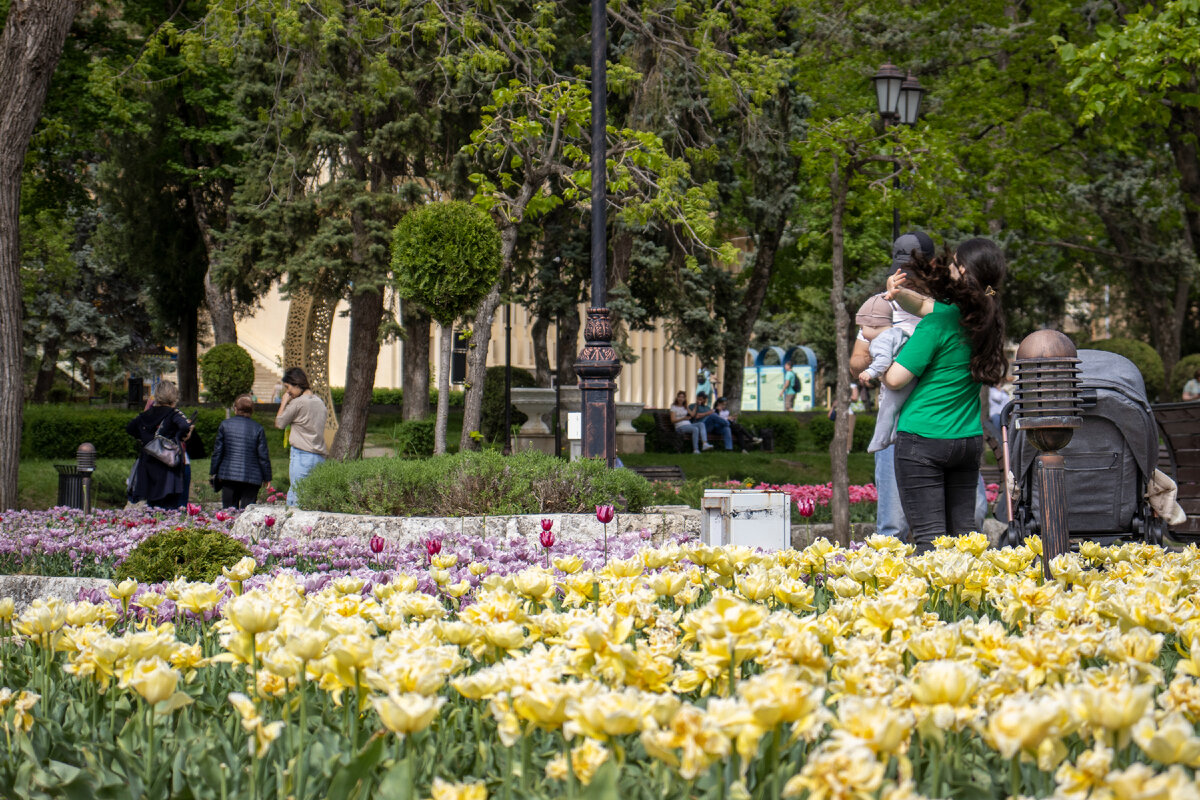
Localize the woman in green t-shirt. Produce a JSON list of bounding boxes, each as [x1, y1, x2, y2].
[[882, 238, 1008, 551]]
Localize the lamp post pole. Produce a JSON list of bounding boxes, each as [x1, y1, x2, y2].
[[574, 0, 621, 467], [871, 64, 925, 242]]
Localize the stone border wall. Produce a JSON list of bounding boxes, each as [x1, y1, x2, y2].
[[231, 504, 703, 548]]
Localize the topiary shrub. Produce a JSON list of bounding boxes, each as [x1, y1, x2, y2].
[[114, 527, 252, 584], [295, 449, 651, 515], [199, 344, 256, 410], [481, 365, 537, 442], [392, 419, 435, 457], [1085, 338, 1165, 400], [1170, 353, 1200, 400]]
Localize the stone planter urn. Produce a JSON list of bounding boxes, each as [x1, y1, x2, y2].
[[511, 388, 557, 434], [615, 401, 644, 434]]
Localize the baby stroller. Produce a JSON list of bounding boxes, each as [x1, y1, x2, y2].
[[997, 349, 1169, 547]]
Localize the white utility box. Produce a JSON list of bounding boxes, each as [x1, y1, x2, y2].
[[700, 490, 791, 551], [567, 412, 582, 462]]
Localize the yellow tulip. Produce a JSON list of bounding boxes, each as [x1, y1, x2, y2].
[[512, 569, 555, 601], [108, 578, 138, 601], [468, 562, 490, 576], [176, 584, 221, 615], [0, 597, 15, 621], [372, 691, 446, 736], [329, 632, 375, 670], [392, 574, 420, 592], [332, 576, 365, 595], [15, 598, 66, 640], [909, 660, 979, 707], [429, 777, 487, 800], [222, 557, 257, 583], [285, 627, 329, 662], [225, 591, 280, 635], [1132, 712, 1200, 767], [483, 621, 526, 651], [432, 553, 459, 570], [127, 656, 180, 705]]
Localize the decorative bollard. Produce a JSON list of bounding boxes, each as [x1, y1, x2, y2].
[[77, 442, 96, 516], [1011, 331, 1082, 579]]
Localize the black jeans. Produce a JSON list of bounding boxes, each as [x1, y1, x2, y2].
[[894, 432, 983, 547], [221, 481, 261, 510]]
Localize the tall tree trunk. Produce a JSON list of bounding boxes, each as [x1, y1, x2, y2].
[[0, 0, 80, 509], [556, 307, 581, 385], [829, 159, 852, 546], [177, 306, 200, 404], [330, 288, 383, 459], [402, 303, 431, 420], [1169, 104, 1200, 264], [189, 186, 237, 345], [460, 183, 534, 451], [459, 283, 502, 451], [32, 337, 59, 402], [435, 322, 452, 454], [721, 222, 785, 415], [531, 312, 551, 387]]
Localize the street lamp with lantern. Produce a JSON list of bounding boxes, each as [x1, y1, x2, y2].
[[871, 63, 925, 240]]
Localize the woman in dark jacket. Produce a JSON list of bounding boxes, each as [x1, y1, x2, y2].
[[127, 380, 193, 509], [210, 395, 272, 509]]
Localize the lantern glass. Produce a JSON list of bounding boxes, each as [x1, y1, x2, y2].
[[898, 74, 924, 125], [872, 63, 903, 117]]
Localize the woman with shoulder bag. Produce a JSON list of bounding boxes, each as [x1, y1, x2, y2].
[[126, 380, 193, 509], [210, 395, 272, 509]]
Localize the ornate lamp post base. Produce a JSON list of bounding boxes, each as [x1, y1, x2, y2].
[[574, 308, 622, 467]]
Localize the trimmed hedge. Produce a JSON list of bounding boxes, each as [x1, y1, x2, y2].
[[199, 344, 255, 409], [391, 419, 435, 457], [329, 387, 465, 408], [21, 405, 284, 460], [742, 414, 804, 453], [114, 527, 252, 584], [1170, 353, 1200, 400], [295, 449, 651, 516], [1085, 338, 1165, 400], [807, 413, 875, 453]]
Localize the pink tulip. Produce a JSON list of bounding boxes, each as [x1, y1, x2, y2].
[[595, 505, 614, 524], [540, 529, 555, 549], [424, 537, 442, 557], [187, 503, 201, 516], [264, 515, 276, 529], [370, 535, 385, 554], [541, 518, 554, 533], [796, 499, 815, 519]]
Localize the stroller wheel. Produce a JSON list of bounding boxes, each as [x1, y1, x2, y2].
[[1147, 518, 1166, 546], [999, 521, 1023, 548]]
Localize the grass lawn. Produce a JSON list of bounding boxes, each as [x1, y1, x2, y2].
[[620, 449, 876, 486], [18, 457, 293, 511]]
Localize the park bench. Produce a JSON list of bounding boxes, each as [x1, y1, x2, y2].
[[628, 464, 687, 483], [650, 409, 696, 453], [1151, 400, 1200, 536]]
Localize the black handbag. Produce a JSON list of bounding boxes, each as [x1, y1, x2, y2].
[[143, 420, 182, 468]]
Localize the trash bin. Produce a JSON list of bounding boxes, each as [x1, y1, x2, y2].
[[55, 465, 91, 510]]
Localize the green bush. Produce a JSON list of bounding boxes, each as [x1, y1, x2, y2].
[[806, 413, 875, 452], [114, 527, 252, 584], [480, 366, 537, 442], [744, 414, 804, 453], [199, 344, 255, 409], [1169, 353, 1200, 400], [1085, 338, 1165, 400], [329, 387, 464, 408], [295, 449, 651, 515], [392, 419, 435, 457], [21, 406, 284, 460]]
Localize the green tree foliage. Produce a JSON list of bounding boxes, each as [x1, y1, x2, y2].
[[392, 201, 503, 454], [199, 343, 255, 410]]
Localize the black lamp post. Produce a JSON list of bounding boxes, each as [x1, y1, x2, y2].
[[573, 0, 621, 468], [871, 63, 925, 241]]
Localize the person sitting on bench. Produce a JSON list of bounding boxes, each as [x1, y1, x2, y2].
[[690, 391, 733, 451], [715, 396, 761, 452], [670, 390, 711, 453]]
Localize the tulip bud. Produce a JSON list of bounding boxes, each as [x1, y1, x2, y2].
[[424, 537, 442, 557], [263, 515, 276, 528], [796, 498, 815, 518], [370, 535, 385, 554], [595, 505, 615, 524], [541, 518, 554, 532], [540, 529, 555, 549]]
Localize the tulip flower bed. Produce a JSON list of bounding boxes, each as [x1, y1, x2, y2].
[[4, 534, 1200, 799]]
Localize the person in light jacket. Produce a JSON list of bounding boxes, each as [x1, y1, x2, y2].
[[275, 367, 327, 506], [210, 395, 272, 509]]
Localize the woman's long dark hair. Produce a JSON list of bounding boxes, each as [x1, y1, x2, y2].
[[906, 238, 1008, 385]]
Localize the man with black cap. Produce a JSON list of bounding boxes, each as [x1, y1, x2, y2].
[[850, 231, 936, 542]]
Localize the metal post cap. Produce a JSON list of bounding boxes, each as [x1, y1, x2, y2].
[[1015, 329, 1077, 360]]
